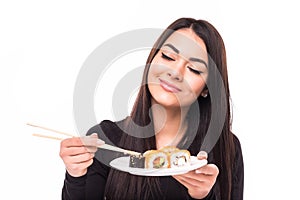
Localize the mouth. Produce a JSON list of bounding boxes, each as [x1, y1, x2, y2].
[[159, 78, 182, 93]]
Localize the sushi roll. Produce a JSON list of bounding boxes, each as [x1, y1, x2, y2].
[[129, 155, 145, 168], [169, 150, 191, 168], [160, 146, 179, 154], [144, 150, 169, 169], [128, 146, 191, 169]]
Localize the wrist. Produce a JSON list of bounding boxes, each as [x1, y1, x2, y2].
[[66, 168, 87, 178]]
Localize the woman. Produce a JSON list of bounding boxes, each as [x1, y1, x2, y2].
[[60, 18, 244, 200]]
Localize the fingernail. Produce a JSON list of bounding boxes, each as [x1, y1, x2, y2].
[[97, 139, 105, 145], [90, 133, 98, 137], [195, 169, 202, 174], [197, 151, 208, 158]]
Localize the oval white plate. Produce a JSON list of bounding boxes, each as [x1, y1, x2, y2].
[[110, 156, 207, 176]]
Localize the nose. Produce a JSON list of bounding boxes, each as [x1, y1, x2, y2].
[[167, 59, 186, 82]]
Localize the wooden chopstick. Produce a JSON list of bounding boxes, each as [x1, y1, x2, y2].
[[100, 144, 141, 156], [27, 123, 75, 137], [28, 123, 142, 156], [32, 133, 65, 141]]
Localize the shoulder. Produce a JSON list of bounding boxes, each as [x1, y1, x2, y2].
[[87, 118, 128, 165], [232, 133, 243, 158], [86, 118, 126, 134], [231, 133, 244, 177], [232, 133, 242, 152], [86, 118, 128, 145], [230, 133, 244, 198]]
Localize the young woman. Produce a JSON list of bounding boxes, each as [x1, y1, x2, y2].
[[60, 18, 244, 200]]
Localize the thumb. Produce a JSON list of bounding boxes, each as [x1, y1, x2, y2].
[[90, 133, 98, 138], [90, 133, 105, 146], [197, 151, 208, 160]]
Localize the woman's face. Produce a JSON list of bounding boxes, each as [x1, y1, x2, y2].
[[147, 28, 208, 108]]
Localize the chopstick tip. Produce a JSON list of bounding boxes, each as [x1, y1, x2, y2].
[[26, 123, 35, 127]]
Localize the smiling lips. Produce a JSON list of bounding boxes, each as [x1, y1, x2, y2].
[[159, 78, 182, 93]]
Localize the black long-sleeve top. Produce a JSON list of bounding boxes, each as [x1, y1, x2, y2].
[[62, 120, 244, 200]]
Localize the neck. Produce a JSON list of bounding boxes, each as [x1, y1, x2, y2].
[[151, 101, 189, 149]]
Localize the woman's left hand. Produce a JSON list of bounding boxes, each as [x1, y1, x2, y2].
[[172, 151, 219, 199]]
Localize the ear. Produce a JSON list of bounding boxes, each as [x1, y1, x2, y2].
[[200, 88, 208, 98]]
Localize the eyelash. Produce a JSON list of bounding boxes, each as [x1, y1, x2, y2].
[[188, 67, 202, 75], [161, 52, 175, 61], [161, 52, 203, 75]]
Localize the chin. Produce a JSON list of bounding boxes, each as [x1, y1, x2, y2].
[[152, 95, 178, 107], [150, 88, 196, 108]]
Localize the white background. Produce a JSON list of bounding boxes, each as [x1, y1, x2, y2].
[[1, 0, 299, 199]]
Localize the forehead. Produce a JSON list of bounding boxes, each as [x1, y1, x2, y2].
[[163, 28, 208, 62]]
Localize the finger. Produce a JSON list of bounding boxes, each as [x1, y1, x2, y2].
[[66, 159, 94, 174], [195, 164, 219, 175], [61, 137, 85, 148], [60, 146, 97, 157], [173, 175, 203, 189], [175, 166, 218, 182], [180, 172, 214, 183], [61, 134, 104, 148], [173, 175, 191, 188], [83, 133, 105, 146], [80, 136, 99, 147], [173, 175, 212, 199], [85, 146, 98, 153], [197, 151, 208, 160], [63, 152, 95, 164], [89, 133, 106, 146], [177, 171, 203, 180], [90, 133, 99, 138]]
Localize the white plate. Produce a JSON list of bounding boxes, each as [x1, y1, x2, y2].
[[109, 156, 207, 176]]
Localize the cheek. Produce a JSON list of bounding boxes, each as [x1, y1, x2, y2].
[[147, 64, 161, 95], [147, 62, 167, 81], [185, 77, 206, 96], [147, 67, 156, 84]]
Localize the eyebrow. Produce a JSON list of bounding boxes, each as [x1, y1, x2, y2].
[[164, 43, 179, 54], [163, 43, 208, 68]]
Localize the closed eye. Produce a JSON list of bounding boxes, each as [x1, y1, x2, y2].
[[161, 52, 175, 61], [188, 66, 202, 75]]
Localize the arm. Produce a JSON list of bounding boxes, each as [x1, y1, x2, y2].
[[62, 158, 109, 200], [60, 129, 106, 199], [61, 120, 126, 199], [62, 172, 87, 200], [173, 135, 244, 200], [173, 151, 219, 199], [231, 135, 244, 200]]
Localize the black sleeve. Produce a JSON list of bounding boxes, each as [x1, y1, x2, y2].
[[62, 158, 109, 200], [231, 135, 244, 200], [62, 172, 87, 200], [85, 158, 109, 199], [199, 135, 244, 200]]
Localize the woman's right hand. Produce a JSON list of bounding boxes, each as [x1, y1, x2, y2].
[[59, 133, 105, 177]]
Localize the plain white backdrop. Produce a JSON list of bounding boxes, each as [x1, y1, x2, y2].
[[1, 0, 299, 199]]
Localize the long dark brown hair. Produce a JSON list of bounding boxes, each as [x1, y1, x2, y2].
[[104, 18, 235, 200]]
